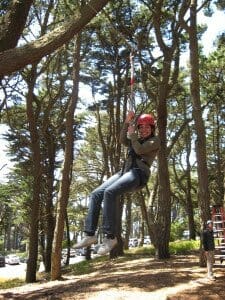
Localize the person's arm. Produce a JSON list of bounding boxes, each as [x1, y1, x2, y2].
[[130, 135, 160, 155], [119, 111, 135, 146]]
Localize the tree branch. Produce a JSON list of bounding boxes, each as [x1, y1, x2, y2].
[[0, 0, 34, 52], [0, 0, 110, 78]]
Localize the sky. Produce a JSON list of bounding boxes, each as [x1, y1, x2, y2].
[[0, 8, 225, 183], [199, 9, 225, 55]]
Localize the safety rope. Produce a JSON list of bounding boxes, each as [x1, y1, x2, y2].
[[87, 1, 139, 115], [87, 2, 136, 50], [129, 51, 135, 112]]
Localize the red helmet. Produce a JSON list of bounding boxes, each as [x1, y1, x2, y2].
[[137, 114, 155, 126]]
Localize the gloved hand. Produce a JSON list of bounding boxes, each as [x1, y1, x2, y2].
[[125, 111, 135, 124], [127, 124, 136, 139]]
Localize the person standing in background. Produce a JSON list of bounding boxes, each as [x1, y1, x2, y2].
[[202, 220, 215, 280]]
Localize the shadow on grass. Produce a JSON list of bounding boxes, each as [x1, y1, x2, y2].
[[1, 254, 225, 300]]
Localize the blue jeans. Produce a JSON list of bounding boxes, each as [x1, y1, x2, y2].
[[84, 168, 145, 235]]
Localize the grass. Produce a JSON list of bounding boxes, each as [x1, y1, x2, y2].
[[0, 278, 24, 289], [65, 240, 200, 277], [0, 240, 200, 289], [128, 239, 200, 256], [63, 255, 106, 276], [169, 239, 200, 255]]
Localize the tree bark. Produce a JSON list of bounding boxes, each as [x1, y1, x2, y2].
[[146, 0, 190, 259], [189, 1, 211, 222], [44, 147, 56, 272], [51, 33, 81, 280], [0, 0, 34, 52], [25, 65, 42, 283], [153, 9, 173, 257], [124, 196, 132, 249], [185, 125, 196, 240], [0, 0, 110, 78], [155, 56, 172, 258]]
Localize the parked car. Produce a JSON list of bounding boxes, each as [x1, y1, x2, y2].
[[76, 247, 95, 256], [5, 254, 20, 265], [19, 256, 28, 263], [143, 236, 151, 245], [182, 230, 190, 240], [76, 248, 88, 256], [129, 238, 138, 247], [69, 249, 77, 257], [92, 244, 101, 254], [61, 248, 77, 258], [0, 254, 5, 267]]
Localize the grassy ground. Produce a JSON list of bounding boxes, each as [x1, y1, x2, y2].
[[0, 240, 200, 290], [0, 247, 224, 300]]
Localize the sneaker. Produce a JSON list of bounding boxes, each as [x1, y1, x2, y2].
[[208, 275, 216, 281], [74, 235, 97, 249], [97, 237, 118, 255]]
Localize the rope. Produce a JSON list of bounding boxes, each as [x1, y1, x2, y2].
[[129, 51, 135, 111], [87, 1, 139, 114], [87, 2, 137, 51]]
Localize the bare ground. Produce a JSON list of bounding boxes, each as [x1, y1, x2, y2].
[[0, 253, 224, 300]]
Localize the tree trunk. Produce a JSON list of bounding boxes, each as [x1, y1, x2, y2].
[[51, 33, 81, 280], [189, 1, 211, 222], [110, 196, 124, 258], [64, 211, 71, 266], [139, 191, 151, 240], [124, 195, 132, 249], [0, 0, 34, 51], [185, 123, 196, 240], [149, 0, 188, 259], [155, 52, 172, 259], [44, 135, 56, 272], [25, 65, 42, 283]]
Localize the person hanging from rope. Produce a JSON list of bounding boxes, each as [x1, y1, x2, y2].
[[74, 110, 160, 255]]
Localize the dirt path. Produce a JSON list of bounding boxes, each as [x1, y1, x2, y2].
[[0, 254, 224, 299]]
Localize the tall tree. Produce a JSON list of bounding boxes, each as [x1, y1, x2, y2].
[[142, 0, 189, 258], [25, 64, 42, 283], [200, 44, 225, 206], [180, 0, 211, 223], [51, 31, 82, 280]]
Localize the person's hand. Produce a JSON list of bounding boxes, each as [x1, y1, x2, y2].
[[128, 124, 135, 134], [127, 124, 136, 139], [125, 111, 135, 124]]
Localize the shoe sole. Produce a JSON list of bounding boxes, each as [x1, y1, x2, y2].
[[74, 239, 97, 249], [97, 242, 117, 255]]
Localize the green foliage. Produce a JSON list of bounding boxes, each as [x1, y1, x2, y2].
[[0, 239, 4, 252], [200, 45, 225, 204], [169, 240, 200, 255], [128, 240, 200, 256], [170, 221, 187, 242], [65, 241, 200, 278], [128, 245, 155, 256], [0, 278, 25, 289], [64, 255, 105, 276], [67, 260, 94, 275]]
